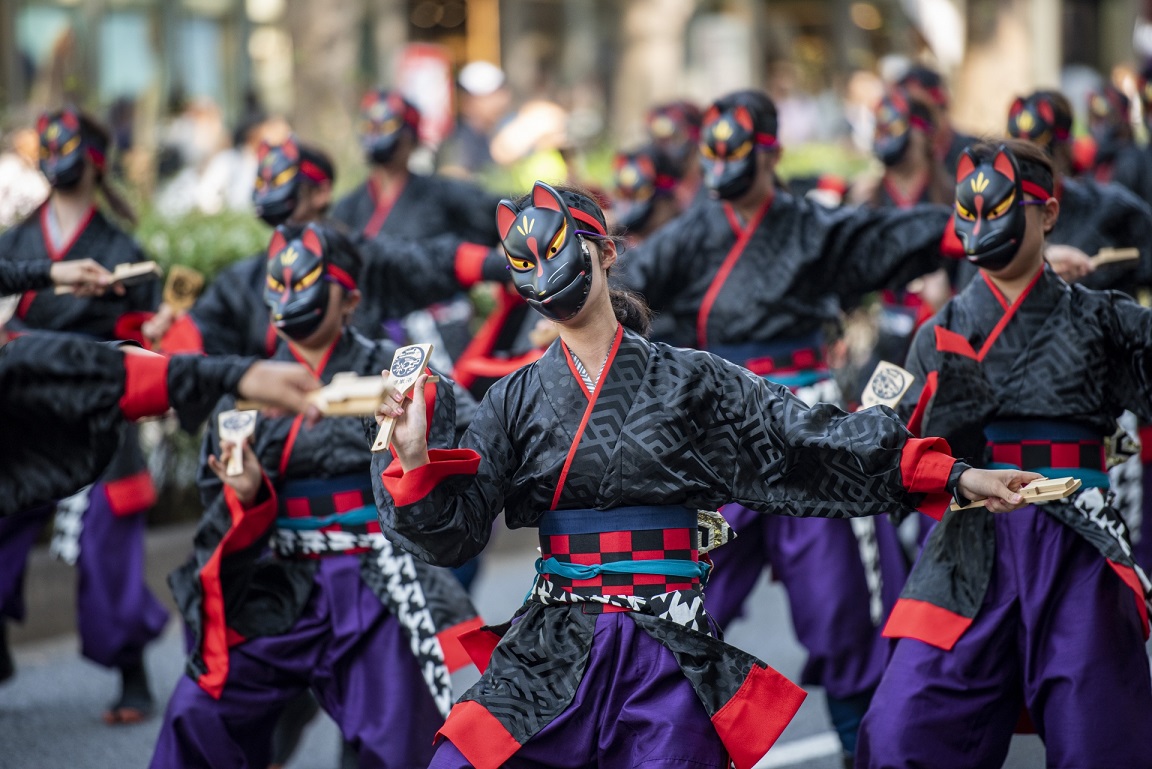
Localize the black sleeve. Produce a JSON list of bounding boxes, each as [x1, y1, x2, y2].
[[357, 233, 473, 318], [825, 203, 953, 304], [167, 354, 255, 432], [443, 179, 502, 246], [1102, 290, 1152, 421], [0, 258, 52, 295], [616, 212, 700, 313]]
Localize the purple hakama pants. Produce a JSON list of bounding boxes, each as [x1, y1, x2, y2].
[[0, 484, 167, 668], [149, 556, 443, 769], [704, 504, 907, 699], [857, 505, 1152, 769], [428, 611, 729, 769]]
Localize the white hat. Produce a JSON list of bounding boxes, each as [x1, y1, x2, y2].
[[458, 61, 506, 96]]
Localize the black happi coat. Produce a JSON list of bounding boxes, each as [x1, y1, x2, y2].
[[182, 233, 483, 358], [954, 177, 1152, 295], [890, 266, 1152, 648], [332, 172, 501, 245], [0, 333, 255, 515], [170, 327, 478, 708], [618, 192, 953, 349], [374, 327, 957, 766], [2, 205, 159, 339]]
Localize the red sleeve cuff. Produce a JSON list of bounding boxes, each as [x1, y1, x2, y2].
[[454, 243, 492, 287], [382, 448, 481, 506], [120, 350, 171, 420], [900, 436, 955, 521]]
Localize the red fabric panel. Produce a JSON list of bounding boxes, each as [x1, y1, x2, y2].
[[1140, 425, 1152, 464], [933, 326, 978, 359], [882, 597, 973, 650], [103, 470, 157, 516], [451, 288, 523, 391], [1107, 561, 1150, 639], [119, 351, 170, 421], [436, 701, 522, 769], [332, 490, 363, 513], [380, 448, 482, 506], [899, 437, 955, 521], [195, 475, 278, 699], [1049, 443, 1079, 468], [159, 314, 205, 354], [906, 370, 937, 438], [710, 663, 807, 769], [990, 443, 1023, 468], [454, 243, 492, 287], [436, 616, 486, 672]]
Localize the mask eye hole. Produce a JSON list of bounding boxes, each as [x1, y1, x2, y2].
[[294, 265, 322, 290], [507, 254, 533, 271], [725, 140, 753, 160], [273, 168, 296, 187], [60, 136, 80, 155], [546, 220, 568, 258], [987, 191, 1016, 220], [266, 275, 285, 292], [699, 142, 716, 160], [955, 202, 976, 222]]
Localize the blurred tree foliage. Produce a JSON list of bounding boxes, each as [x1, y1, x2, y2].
[[136, 208, 272, 276]]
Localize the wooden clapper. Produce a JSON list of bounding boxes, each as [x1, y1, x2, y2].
[[233, 343, 437, 447], [55, 261, 162, 294], [949, 476, 1082, 512], [1090, 247, 1140, 268], [217, 409, 258, 476], [163, 265, 206, 312], [371, 343, 435, 453]]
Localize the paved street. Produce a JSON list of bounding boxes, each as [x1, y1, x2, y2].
[[0, 523, 1050, 769]]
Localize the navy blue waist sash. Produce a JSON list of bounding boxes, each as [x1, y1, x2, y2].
[[278, 473, 378, 530], [707, 330, 828, 388], [984, 421, 1109, 489], [536, 506, 709, 598]]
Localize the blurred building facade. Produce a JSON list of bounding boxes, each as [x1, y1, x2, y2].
[[0, 0, 1146, 169]]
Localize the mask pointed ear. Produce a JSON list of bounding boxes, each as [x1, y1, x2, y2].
[[1008, 96, 1024, 122], [267, 229, 288, 260], [531, 181, 566, 212], [496, 200, 519, 241], [993, 145, 1018, 182], [956, 148, 977, 184], [302, 225, 324, 257]]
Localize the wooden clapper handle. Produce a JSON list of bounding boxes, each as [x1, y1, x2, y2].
[[217, 409, 258, 476]]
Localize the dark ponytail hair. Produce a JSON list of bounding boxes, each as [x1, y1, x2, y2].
[[78, 112, 138, 227], [608, 286, 652, 337]]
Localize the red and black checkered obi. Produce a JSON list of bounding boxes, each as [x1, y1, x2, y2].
[[707, 330, 829, 389], [536, 506, 708, 599], [271, 474, 384, 559], [985, 420, 1109, 489]]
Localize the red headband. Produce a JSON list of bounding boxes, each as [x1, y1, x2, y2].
[[569, 207, 607, 236], [326, 264, 358, 292], [299, 159, 330, 184], [1021, 180, 1052, 200], [756, 132, 778, 149], [909, 114, 932, 132], [87, 146, 106, 174]]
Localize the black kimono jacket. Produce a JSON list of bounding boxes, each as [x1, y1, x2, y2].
[[374, 326, 960, 769], [169, 327, 479, 711], [887, 266, 1152, 649], [0, 333, 256, 515], [617, 192, 954, 351], [2, 204, 160, 513], [332, 172, 501, 245], [2, 204, 159, 340]]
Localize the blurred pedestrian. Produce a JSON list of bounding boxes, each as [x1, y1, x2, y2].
[[438, 61, 512, 179]]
